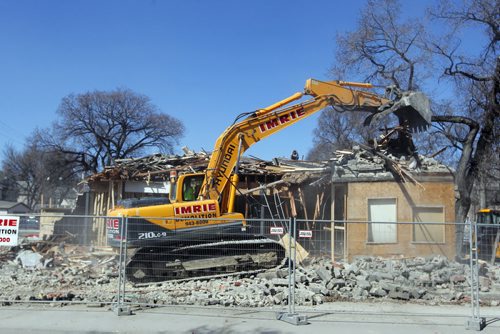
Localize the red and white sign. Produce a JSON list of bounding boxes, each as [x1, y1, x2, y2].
[[299, 230, 313, 238], [270, 227, 284, 235], [106, 218, 121, 239], [106, 218, 120, 230], [259, 107, 306, 133], [174, 203, 216, 216], [0, 216, 19, 246]]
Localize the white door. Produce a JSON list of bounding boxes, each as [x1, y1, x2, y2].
[[368, 198, 397, 243]]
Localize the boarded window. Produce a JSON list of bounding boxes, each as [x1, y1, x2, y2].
[[368, 198, 397, 243], [413, 207, 445, 243]]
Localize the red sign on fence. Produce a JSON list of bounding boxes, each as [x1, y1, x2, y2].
[[0, 216, 19, 246]]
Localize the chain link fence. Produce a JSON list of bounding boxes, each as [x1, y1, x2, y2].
[[0, 213, 119, 306], [1, 213, 499, 330]]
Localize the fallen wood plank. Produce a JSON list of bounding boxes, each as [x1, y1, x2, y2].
[[288, 190, 297, 217], [239, 180, 287, 195], [279, 233, 309, 264]]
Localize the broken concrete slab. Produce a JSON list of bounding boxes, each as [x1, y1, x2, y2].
[[315, 267, 333, 282], [15, 250, 44, 269]]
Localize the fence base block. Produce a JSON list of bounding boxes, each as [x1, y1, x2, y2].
[[112, 304, 133, 316], [465, 317, 486, 331], [276, 312, 308, 325]]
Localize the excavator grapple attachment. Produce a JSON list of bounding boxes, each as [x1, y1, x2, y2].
[[392, 91, 432, 133], [364, 91, 432, 133]]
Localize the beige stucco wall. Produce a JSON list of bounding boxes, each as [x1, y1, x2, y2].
[[345, 180, 456, 260], [39, 211, 65, 239]]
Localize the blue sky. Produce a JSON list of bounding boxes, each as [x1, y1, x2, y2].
[[1, 0, 437, 162]]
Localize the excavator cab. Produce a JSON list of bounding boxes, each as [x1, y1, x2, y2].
[[182, 174, 204, 201], [169, 173, 204, 203]]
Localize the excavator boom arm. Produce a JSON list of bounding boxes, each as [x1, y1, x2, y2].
[[201, 79, 397, 201]]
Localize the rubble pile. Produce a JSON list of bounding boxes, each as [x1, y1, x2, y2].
[[2, 245, 499, 307], [0, 242, 119, 303], [131, 256, 500, 307], [88, 152, 284, 183], [331, 145, 452, 182], [90, 151, 209, 182]]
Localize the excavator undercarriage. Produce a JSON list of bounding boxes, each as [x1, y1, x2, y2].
[[125, 234, 286, 283]]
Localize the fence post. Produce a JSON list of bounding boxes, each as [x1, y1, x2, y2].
[[466, 219, 486, 330], [287, 217, 293, 312], [276, 217, 308, 325], [113, 216, 132, 316]]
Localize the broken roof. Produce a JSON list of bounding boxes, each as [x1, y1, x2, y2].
[[88, 152, 288, 183], [331, 144, 453, 184], [87, 144, 453, 187]]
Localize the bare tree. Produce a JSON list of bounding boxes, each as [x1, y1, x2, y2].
[[0, 170, 18, 202], [333, 0, 430, 91], [308, 109, 381, 160], [38, 88, 185, 174], [1, 142, 78, 210], [309, 0, 499, 256], [428, 0, 499, 226], [311, 0, 434, 158]]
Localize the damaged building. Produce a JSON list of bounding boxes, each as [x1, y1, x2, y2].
[[55, 130, 456, 261], [329, 145, 455, 260]]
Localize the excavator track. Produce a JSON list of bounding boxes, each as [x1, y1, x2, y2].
[[125, 235, 286, 283], [133, 267, 280, 287]]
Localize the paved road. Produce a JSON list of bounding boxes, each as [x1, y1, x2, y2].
[[0, 302, 499, 333]]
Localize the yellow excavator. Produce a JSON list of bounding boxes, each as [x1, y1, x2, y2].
[[108, 78, 432, 282], [477, 208, 500, 262]]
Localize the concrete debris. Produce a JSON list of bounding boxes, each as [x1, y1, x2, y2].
[[2, 245, 500, 307], [15, 250, 47, 269], [332, 145, 452, 183], [315, 267, 333, 282], [0, 242, 119, 303]]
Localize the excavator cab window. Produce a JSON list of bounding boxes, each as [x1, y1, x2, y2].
[[182, 175, 203, 201], [169, 181, 177, 202]]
